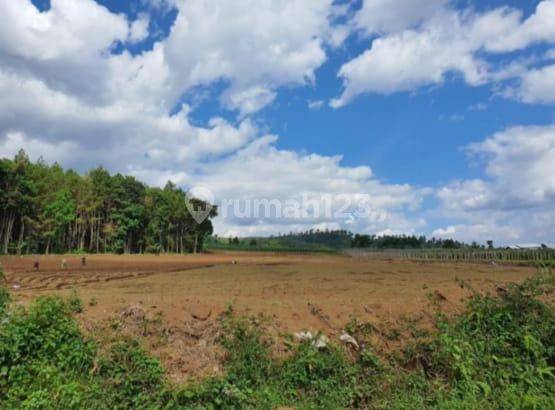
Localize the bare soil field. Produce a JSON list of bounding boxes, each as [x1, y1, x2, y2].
[[0, 252, 536, 381]]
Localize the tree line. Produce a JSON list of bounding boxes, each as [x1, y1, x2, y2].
[[269, 230, 485, 250], [350, 233, 474, 249], [273, 229, 353, 248], [0, 151, 216, 255]]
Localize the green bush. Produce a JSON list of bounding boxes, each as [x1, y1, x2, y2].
[[0, 296, 96, 408], [426, 273, 555, 408], [0, 264, 9, 314], [279, 342, 359, 406], [220, 318, 273, 386], [67, 292, 84, 314], [96, 340, 165, 407]]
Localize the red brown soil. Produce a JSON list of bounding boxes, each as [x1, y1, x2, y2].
[[0, 252, 536, 381]]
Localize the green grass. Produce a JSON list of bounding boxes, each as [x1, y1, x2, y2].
[[0, 268, 554, 409]]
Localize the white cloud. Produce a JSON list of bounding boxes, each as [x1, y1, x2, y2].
[[546, 49, 555, 60], [435, 124, 555, 244], [0, 0, 137, 105], [431, 208, 555, 245], [163, 0, 338, 114], [437, 179, 491, 211], [0, 131, 78, 164], [467, 125, 555, 208], [354, 0, 446, 35], [222, 86, 277, 118], [517, 64, 555, 104], [0, 67, 258, 173], [0, 0, 343, 172], [332, 9, 493, 106], [185, 135, 426, 236], [483, 0, 555, 52], [432, 224, 520, 244], [308, 100, 324, 110], [439, 125, 555, 211], [0, 0, 129, 60], [1, 0, 341, 115], [333, 1, 555, 107], [129, 13, 150, 43]]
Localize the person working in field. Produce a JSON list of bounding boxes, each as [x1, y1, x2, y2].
[[81, 257, 87, 267], [33, 260, 39, 271]]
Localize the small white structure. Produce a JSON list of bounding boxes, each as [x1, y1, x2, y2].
[[508, 244, 553, 250]]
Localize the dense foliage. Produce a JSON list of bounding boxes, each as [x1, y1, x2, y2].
[[274, 230, 476, 250], [0, 267, 553, 409], [277, 229, 353, 249], [205, 233, 342, 253], [0, 151, 216, 255], [209, 229, 481, 252], [350, 233, 474, 249]]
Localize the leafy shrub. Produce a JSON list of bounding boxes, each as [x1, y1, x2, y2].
[[0, 296, 95, 408], [279, 342, 359, 406], [96, 339, 165, 407], [67, 292, 84, 314], [0, 264, 9, 314], [220, 318, 273, 386], [426, 273, 555, 407]]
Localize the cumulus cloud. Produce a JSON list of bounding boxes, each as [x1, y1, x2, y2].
[[483, 0, 555, 53], [129, 13, 150, 43], [0, 0, 129, 60], [1, 0, 340, 114], [0, 131, 79, 164], [0, 0, 136, 105], [185, 135, 426, 236], [333, 0, 555, 107], [0, 0, 341, 170], [332, 9, 492, 106], [0, 68, 258, 172], [163, 0, 339, 115], [434, 124, 555, 244], [516, 64, 555, 104], [354, 0, 447, 35], [438, 125, 555, 212], [467, 125, 555, 209]]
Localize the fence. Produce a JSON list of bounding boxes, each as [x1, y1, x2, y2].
[[345, 248, 555, 263]]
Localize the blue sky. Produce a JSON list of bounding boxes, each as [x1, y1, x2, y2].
[[2, 0, 555, 244]]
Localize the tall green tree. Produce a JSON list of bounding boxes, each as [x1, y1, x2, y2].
[[0, 151, 216, 255]]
